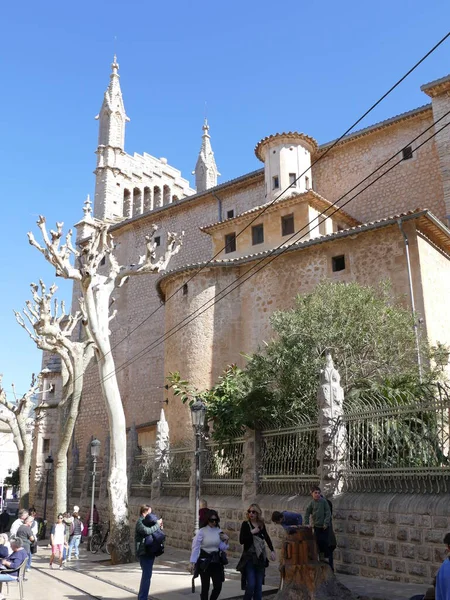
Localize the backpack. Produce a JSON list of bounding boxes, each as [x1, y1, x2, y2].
[[145, 527, 165, 557]]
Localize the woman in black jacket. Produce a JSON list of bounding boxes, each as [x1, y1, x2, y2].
[[237, 504, 275, 600]]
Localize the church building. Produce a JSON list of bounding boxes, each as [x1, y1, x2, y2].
[[32, 58, 450, 507]]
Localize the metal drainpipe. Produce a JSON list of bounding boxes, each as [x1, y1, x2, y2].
[[213, 192, 222, 222], [397, 219, 423, 381]]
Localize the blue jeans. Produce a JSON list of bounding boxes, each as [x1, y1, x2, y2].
[[68, 535, 81, 559], [243, 562, 264, 600], [27, 550, 32, 570], [0, 574, 16, 582], [138, 555, 155, 600]]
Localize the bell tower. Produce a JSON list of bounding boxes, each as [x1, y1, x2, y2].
[[94, 56, 129, 221]]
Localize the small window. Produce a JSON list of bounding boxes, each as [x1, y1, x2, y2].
[[281, 214, 295, 236], [305, 176, 310, 190], [224, 232, 236, 254], [182, 283, 188, 296], [402, 146, 413, 160], [252, 224, 264, 245], [289, 173, 296, 186], [43, 438, 50, 454], [226, 209, 235, 219], [154, 236, 161, 247], [100, 256, 106, 266], [272, 176, 279, 190], [332, 255, 346, 272]]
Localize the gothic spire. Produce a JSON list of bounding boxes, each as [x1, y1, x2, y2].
[[95, 55, 129, 150], [194, 118, 220, 193]]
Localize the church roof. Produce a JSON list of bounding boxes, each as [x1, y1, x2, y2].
[[255, 132, 318, 161], [156, 208, 450, 301], [199, 189, 360, 233]]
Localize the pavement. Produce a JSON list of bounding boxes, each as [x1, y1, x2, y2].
[[5, 543, 431, 600]]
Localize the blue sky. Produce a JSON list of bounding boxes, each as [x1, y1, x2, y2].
[[0, 0, 449, 398]]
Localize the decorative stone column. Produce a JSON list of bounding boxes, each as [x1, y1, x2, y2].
[[242, 428, 260, 505], [151, 409, 170, 501], [317, 353, 347, 497]]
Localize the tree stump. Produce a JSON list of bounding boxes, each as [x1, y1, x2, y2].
[[274, 527, 356, 600]]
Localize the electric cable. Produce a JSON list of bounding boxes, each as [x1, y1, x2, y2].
[[79, 31, 450, 366], [85, 109, 450, 392]]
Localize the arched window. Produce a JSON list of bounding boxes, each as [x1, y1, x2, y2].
[[154, 186, 162, 208], [143, 187, 152, 212], [133, 188, 142, 215], [123, 189, 132, 218], [172, 195, 179, 203], [163, 185, 171, 205]]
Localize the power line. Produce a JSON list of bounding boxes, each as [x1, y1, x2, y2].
[[85, 109, 450, 393], [78, 30, 450, 371]]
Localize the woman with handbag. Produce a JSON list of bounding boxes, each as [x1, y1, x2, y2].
[[190, 510, 229, 600], [237, 504, 275, 600]]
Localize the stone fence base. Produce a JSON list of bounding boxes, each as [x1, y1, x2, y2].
[[126, 492, 450, 585]]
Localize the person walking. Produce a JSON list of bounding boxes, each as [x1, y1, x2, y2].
[[237, 504, 275, 600], [304, 486, 331, 565], [49, 514, 66, 570], [67, 511, 83, 561], [190, 510, 229, 600], [135, 505, 163, 600], [16, 515, 35, 574]]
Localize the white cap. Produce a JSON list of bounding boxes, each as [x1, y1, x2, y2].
[[73, 505, 80, 513]]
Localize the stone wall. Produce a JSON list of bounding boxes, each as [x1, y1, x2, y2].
[[126, 492, 450, 586], [313, 109, 445, 225]]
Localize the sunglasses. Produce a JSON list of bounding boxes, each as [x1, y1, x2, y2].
[[209, 518, 219, 522], [247, 510, 257, 514]]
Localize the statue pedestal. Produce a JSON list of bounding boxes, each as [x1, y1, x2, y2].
[[275, 528, 356, 600]]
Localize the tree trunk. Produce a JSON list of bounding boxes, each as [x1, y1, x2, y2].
[[54, 354, 87, 518], [97, 350, 132, 563], [19, 451, 31, 509], [83, 280, 132, 565]]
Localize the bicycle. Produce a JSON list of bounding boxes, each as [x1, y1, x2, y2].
[[89, 522, 112, 555]]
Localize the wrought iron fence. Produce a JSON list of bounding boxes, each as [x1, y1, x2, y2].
[[202, 438, 245, 496], [130, 448, 155, 491], [341, 390, 450, 493], [160, 445, 192, 496], [259, 422, 319, 495]]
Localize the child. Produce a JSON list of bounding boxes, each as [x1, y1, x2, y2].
[[50, 514, 66, 570], [304, 486, 331, 564]]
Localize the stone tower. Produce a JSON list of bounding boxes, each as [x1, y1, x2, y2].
[[94, 55, 129, 221], [194, 119, 220, 193]]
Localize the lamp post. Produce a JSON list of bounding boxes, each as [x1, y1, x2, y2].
[[43, 455, 54, 538], [88, 438, 101, 539], [190, 398, 206, 533]]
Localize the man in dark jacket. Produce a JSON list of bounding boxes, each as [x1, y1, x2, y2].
[[135, 505, 163, 600], [16, 516, 35, 573]]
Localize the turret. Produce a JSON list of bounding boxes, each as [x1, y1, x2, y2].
[[194, 119, 220, 193], [254, 132, 317, 203]]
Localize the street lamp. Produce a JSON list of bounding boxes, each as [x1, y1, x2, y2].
[[43, 455, 54, 538], [190, 398, 206, 533], [88, 438, 101, 539]]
